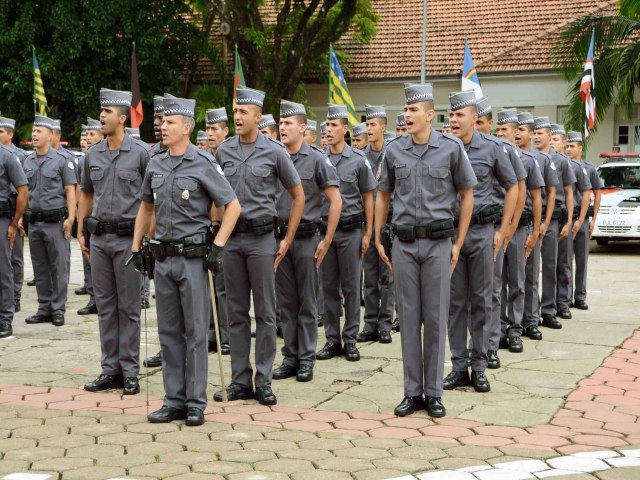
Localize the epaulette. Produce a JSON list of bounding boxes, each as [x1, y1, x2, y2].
[[309, 144, 325, 155], [384, 135, 403, 147], [133, 138, 151, 152], [267, 136, 285, 148], [351, 147, 366, 158], [196, 149, 217, 164], [441, 132, 463, 146], [479, 132, 502, 146], [150, 149, 166, 160], [220, 136, 233, 144], [584, 160, 595, 167]]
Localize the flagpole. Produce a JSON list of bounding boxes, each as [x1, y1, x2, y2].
[[421, 0, 427, 82], [328, 45, 333, 104], [32, 46, 37, 117]]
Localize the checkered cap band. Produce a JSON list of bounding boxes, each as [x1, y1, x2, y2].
[[567, 131, 583, 143], [306, 120, 317, 132], [518, 112, 534, 125], [352, 124, 367, 136], [497, 110, 519, 125], [404, 83, 433, 104], [0, 117, 16, 129], [396, 115, 406, 127], [365, 106, 386, 120], [33, 116, 55, 129], [164, 107, 195, 117], [550, 124, 566, 136], [534, 117, 552, 130]]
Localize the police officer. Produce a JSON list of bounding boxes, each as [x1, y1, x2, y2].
[[213, 86, 304, 406], [444, 91, 517, 394], [395, 114, 407, 137], [259, 114, 279, 139], [196, 130, 208, 150], [320, 123, 327, 149], [550, 125, 592, 318], [495, 109, 544, 351], [78, 89, 149, 395], [304, 120, 318, 145], [376, 83, 476, 417], [271, 100, 341, 382], [515, 112, 558, 340], [358, 105, 394, 344], [206, 108, 230, 156], [316, 104, 376, 363], [565, 131, 601, 310], [0, 117, 28, 314], [80, 125, 89, 153], [24, 116, 77, 327], [441, 118, 451, 134], [85, 118, 104, 147], [0, 143, 28, 338], [351, 123, 368, 150], [133, 95, 240, 426], [534, 117, 575, 330], [474, 96, 493, 133], [125, 128, 141, 140]]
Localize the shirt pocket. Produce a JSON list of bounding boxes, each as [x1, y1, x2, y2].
[[223, 165, 239, 190], [339, 170, 358, 197], [424, 165, 449, 195], [116, 169, 140, 197], [299, 169, 315, 196], [471, 164, 491, 190], [175, 177, 199, 202], [249, 165, 272, 192], [89, 168, 104, 182], [24, 169, 36, 189], [394, 167, 412, 195], [42, 168, 61, 193]]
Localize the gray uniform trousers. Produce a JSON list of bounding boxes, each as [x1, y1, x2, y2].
[[208, 269, 229, 346], [487, 224, 504, 351], [556, 231, 573, 312], [362, 240, 394, 334], [11, 234, 23, 301], [82, 254, 95, 302], [321, 228, 363, 346], [573, 222, 590, 303], [155, 255, 210, 410], [500, 225, 528, 338], [28, 221, 69, 316], [224, 232, 277, 389], [90, 234, 140, 377], [141, 276, 150, 303], [393, 237, 451, 398], [0, 218, 14, 324], [317, 268, 325, 317], [540, 219, 560, 317], [523, 234, 541, 329], [448, 224, 493, 373], [276, 235, 319, 368]]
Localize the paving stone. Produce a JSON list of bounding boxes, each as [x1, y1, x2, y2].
[[126, 422, 181, 435], [459, 435, 514, 447], [31, 457, 94, 472], [298, 438, 353, 451], [129, 461, 191, 478], [192, 461, 253, 475], [12, 424, 69, 440], [209, 430, 264, 442], [97, 453, 158, 468], [314, 456, 376, 473], [60, 466, 126, 479], [97, 431, 152, 445], [4, 447, 65, 462], [353, 468, 415, 480], [182, 421, 232, 434], [278, 448, 334, 461], [66, 443, 123, 459], [227, 472, 290, 480], [536, 472, 589, 479], [373, 456, 435, 473], [571, 435, 628, 448], [606, 456, 640, 467], [417, 471, 477, 480], [595, 467, 640, 479], [474, 470, 535, 480], [158, 450, 218, 465], [0, 438, 37, 452], [0, 459, 31, 475], [445, 446, 503, 460], [71, 423, 124, 436], [291, 471, 353, 480], [125, 441, 185, 456], [155, 431, 210, 446], [334, 446, 391, 460], [187, 439, 243, 453], [39, 434, 96, 449], [574, 451, 621, 459], [242, 439, 298, 452], [406, 437, 461, 448], [499, 445, 558, 458], [389, 446, 448, 461], [0, 418, 43, 430], [45, 415, 97, 427], [164, 474, 224, 480], [218, 449, 276, 463], [350, 437, 407, 449], [546, 456, 610, 472], [492, 459, 549, 472], [333, 419, 384, 430], [264, 430, 317, 442], [254, 458, 315, 474], [98, 414, 147, 425]]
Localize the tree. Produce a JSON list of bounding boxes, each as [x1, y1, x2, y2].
[[552, 0, 640, 135], [0, 0, 218, 144]]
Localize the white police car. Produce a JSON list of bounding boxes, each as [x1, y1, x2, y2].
[[592, 161, 640, 245]]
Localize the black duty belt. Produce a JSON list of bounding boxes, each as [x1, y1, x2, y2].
[[0, 200, 12, 219], [518, 210, 533, 227], [275, 219, 318, 240], [336, 212, 364, 231], [231, 216, 275, 236], [542, 205, 567, 223], [25, 207, 67, 224], [148, 232, 210, 261], [392, 219, 455, 242], [587, 205, 595, 217], [471, 204, 503, 226], [85, 216, 135, 236]]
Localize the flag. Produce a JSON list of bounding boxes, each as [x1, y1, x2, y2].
[[32, 48, 48, 115], [461, 39, 483, 99], [130, 42, 143, 128], [580, 30, 596, 137], [233, 45, 245, 109], [329, 45, 358, 129]]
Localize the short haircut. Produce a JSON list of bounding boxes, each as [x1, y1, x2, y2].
[[185, 116, 195, 134], [521, 124, 534, 133], [338, 118, 348, 126], [263, 124, 278, 134], [291, 114, 307, 125], [115, 105, 129, 120], [418, 100, 435, 111]]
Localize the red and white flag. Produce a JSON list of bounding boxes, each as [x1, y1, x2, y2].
[[580, 31, 596, 137]]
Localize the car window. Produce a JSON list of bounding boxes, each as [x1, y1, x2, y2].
[[598, 166, 640, 189]]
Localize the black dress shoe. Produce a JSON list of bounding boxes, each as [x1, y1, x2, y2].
[[0, 322, 12, 339], [221, 343, 231, 355], [344, 342, 360, 361], [524, 325, 543, 340], [25, 314, 52, 324], [391, 318, 400, 332], [317, 314, 324, 327], [52, 314, 65, 327], [78, 302, 98, 315], [394, 396, 425, 417], [316, 342, 341, 360], [443, 370, 471, 390], [426, 396, 446, 418], [558, 309, 572, 319], [14, 300, 20, 313], [213, 383, 254, 402], [508, 336, 524, 353], [27, 278, 35, 287], [487, 350, 501, 369], [141, 299, 150, 309], [186, 407, 205, 426], [84, 374, 124, 392], [541, 314, 562, 329], [573, 300, 588, 310], [123, 377, 140, 395], [379, 330, 392, 344], [148, 405, 187, 423], [499, 336, 509, 350], [256, 385, 277, 406], [356, 330, 379, 342], [276, 325, 283, 338], [144, 351, 162, 368], [471, 371, 491, 392], [272, 364, 298, 380], [296, 365, 313, 382], [74, 286, 88, 295]]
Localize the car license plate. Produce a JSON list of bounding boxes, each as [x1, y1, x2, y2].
[[601, 219, 628, 226]]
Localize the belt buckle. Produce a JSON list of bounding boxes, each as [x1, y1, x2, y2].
[[415, 226, 427, 238]]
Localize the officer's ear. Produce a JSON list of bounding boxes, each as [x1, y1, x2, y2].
[[425, 108, 436, 123]]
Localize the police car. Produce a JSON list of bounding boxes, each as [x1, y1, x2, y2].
[[592, 158, 640, 246]]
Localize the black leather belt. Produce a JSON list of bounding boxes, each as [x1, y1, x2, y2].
[[275, 220, 318, 240], [231, 216, 275, 236], [85, 216, 134, 236], [392, 219, 455, 242], [149, 232, 210, 261], [25, 207, 67, 223]]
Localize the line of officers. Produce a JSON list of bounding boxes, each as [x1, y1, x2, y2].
[[0, 81, 601, 424]]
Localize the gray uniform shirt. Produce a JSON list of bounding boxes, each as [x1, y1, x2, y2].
[[216, 133, 300, 219], [379, 129, 477, 225], [23, 147, 76, 211], [322, 144, 376, 217], [140, 143, 236, 242], [533, 152, 560, 207], [517, 149, 546, 209], [462, 131, 517, 216], [570, 158, 593, 208], [81, 134, 150, 223], [547, 148, 577, 206], [149, 142, 166, 155], [492, 138, 527, 203], [275, 142, 339, 223], [0, 145, 28, 202]]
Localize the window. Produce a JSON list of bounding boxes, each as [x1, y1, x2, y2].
[[436, 112, 447, 125], [618, 125, 630, 149]]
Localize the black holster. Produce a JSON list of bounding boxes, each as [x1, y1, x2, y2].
[[142, 240, 155, 280], [381, 224, 394, 260]]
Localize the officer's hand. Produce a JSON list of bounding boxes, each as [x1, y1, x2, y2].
[[127, 251, 147, 274], [17, 218, 25, 237], [558, 223, 570, 241], [78, 234, 90, 258], [524, 232, 539, 259], [314, 238, 330, 268], [376, 242, 392, 270], [360, 234, 371, 259], [502, 225, 516, 250], [493, 230, 504, 262], [62, 218, 72, 240], [274, 238, 291, 272], [7, 223, 17, 250], [572, 220, 582, 237], [589, 219, 595, 239], [204, 243, 224, 275], [450, 244, 461, 275], [539, 222, 549, 241]]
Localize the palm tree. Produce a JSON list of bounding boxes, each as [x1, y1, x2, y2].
[[552, 0, 640, 135]]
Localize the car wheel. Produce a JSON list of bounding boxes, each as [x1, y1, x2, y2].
[[596, 238, 609, 246]]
